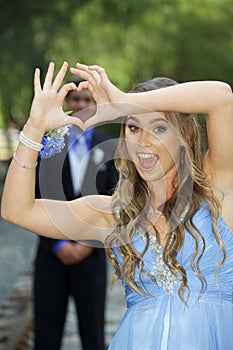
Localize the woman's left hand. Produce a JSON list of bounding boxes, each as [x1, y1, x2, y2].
[[28, 61, 85, 132]]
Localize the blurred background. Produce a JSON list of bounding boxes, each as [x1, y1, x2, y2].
[[0, 0, 232, 348]]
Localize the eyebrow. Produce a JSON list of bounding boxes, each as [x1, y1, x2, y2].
[[126, 116, 169, 125]]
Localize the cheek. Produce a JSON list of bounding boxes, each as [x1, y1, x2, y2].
[[124, 139, 138, 162], [159, 136, 181, 162], [125, 139, 133, 156], [167, 142, 181, 165]]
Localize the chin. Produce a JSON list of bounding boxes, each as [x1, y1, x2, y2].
[[137, 169, 162, 183]]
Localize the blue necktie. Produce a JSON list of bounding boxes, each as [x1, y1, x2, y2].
[[71, 134, 89, 194], [74, 134, 88, 161]]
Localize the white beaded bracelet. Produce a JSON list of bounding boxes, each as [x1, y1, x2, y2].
[[13, 152, 38, 169], [19, 131, 43, 152]]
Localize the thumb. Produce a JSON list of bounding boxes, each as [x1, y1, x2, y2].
[[61, 116, 85, 130], [84, 114, 103, 129]]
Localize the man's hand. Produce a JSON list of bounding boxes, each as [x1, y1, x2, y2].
[[55, 241, 94, 265]]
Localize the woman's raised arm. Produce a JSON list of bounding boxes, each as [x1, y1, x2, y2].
[[72, 63, 233, 175], [1, 62, 113, 242]]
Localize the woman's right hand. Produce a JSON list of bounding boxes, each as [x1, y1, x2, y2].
[[70, 63, 127, 128], [28, 61, 84, 132]]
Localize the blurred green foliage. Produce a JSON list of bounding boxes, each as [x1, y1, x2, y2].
[[0, 0, 233, 135]]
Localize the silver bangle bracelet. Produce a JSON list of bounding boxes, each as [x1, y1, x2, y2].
[[13, 152, 38, 169], [19, 131, 43, 152]]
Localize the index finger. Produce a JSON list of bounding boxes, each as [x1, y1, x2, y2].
[[70, 66, 92, 80], [84, 114, 102, 129], [88, 65, 106, 75]]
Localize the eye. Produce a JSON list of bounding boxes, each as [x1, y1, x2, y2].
[[153, 126, 167, 133], [85, 98, 92, 103], [127, 124, 141, 133]]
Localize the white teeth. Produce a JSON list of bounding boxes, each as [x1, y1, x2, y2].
[[138, 153, 155, 159]]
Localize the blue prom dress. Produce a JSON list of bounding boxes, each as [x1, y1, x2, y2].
[[109, 203, 233, 350]]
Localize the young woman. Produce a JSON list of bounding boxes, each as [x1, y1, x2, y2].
[[1, 61, 233, 349]]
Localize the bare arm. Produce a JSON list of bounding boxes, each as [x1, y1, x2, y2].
[[72, 63, 233, 231], [127, 81, 233, 173], [1, 62, 114, 242], [71, 63, 233, 175], [2, 134, 114, 241]]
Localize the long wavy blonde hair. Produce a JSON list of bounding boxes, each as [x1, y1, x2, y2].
[[105, 77, 225, 303]]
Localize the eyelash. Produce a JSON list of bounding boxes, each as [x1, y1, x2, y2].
[[127, 124, 140, 132], [127, 124, 167, 134]]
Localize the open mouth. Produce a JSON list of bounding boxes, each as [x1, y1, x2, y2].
[[137, 152, 159, 171]]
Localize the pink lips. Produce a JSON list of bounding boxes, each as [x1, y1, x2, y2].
[[137, 153, 159, 171]]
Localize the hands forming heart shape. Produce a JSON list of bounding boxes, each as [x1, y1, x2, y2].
[[28, 61, 128, 133]]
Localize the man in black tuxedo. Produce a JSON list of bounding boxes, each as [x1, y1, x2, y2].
[[33, 77, 118, 350]]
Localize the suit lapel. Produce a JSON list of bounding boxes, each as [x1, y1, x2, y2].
[[62, 143, 75, 200]]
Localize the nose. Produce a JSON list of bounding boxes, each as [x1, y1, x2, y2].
[[77, 100, 88, 111], [139, 129, 152, 147]]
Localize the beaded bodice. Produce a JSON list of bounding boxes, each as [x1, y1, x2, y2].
[[136, 227, 177, 296], [134, 205, 189, 296]]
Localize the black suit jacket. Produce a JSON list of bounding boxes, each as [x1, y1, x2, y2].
[[35, 128, 118, 251]]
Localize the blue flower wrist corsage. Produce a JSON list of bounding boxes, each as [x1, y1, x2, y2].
[[39, 126, 70, 159]]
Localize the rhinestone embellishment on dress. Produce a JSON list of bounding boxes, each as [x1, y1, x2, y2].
[[136, 205, 189, 297], [136, 227, 177, 296]]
